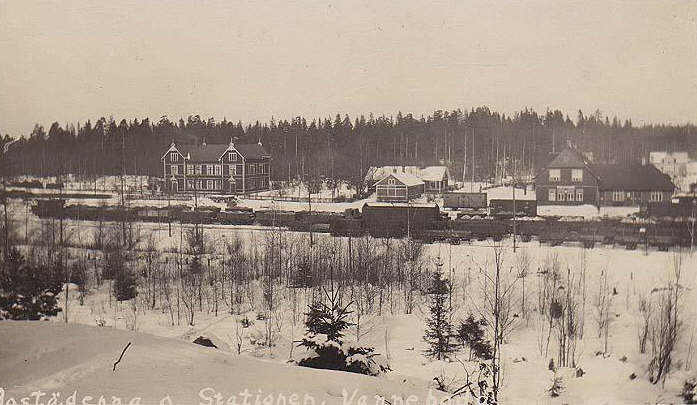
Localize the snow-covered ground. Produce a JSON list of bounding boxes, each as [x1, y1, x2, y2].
[[256, 182, 357, 200], [538, 205, 640, 219], [0, 322, 446, 405], [9, 174, 153, 193], [14, 221, 695, 405]]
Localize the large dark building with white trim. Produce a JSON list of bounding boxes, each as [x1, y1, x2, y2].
[[535, 147, 675, 207], [161, 140, 271, 194]]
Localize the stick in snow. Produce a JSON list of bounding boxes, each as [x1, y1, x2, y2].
[[113, 342, 132, 372]]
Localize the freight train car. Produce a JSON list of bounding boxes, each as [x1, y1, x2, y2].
[[32, 199, 65, 218], [218, 208, 256, 225], [642, 198, 697, 218], [489, 199, 537, 218], [362, 202, 440, 238], [451, 219, 509, 241], [254, 210, 297, 227], [443, 192, 487, 209]]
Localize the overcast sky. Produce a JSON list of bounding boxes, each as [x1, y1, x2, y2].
[[1, 0, 696, 136]]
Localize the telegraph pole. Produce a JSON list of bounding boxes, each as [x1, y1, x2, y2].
[[512, 157, 517, 252]]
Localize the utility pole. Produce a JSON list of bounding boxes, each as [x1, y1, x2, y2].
[[512, 157, 517, 252], [471, 126, 475, 192], [308, 174, 313, 246], [463, 127, 467, 185], [1, 139, 19, 262]]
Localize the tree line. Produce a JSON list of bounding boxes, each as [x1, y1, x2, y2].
[[1, 108, 695, 187]]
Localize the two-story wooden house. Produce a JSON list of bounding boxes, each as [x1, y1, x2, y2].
[[535, 148, 599, 205], [536, 147, 675, 207], [161, 140, 271, 194]]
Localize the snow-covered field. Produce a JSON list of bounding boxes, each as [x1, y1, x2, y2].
[[7, 219, 694, 404], [4, 183, 696, 404]]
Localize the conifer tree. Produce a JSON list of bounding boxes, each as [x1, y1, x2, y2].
[[457, 314, 493, 360], [424, 265, 453, 360]]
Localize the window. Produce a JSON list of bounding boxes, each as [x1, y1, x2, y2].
[[613, 191, 623, 202], [187, 180, 194, 189], [549, 189, 556, 201], [195, 180, 202, 190], [229, 165, 236, 176], [215, 179, 221, 189], [195, 165, 202, 175], [249, 164, 255, 175], [237, 164, 243, 175], [572, 169, 583, 182], [215, 165, 221, 176], [576, 189, 583, 202], [187, 165, 194, 175], [207, 180, 214, 189], [549, 169, 560, 182], [387, 178, 396, 185], [228, 152, 237, 162], [170, 152, 178, 162], [170, 165, 179, 175], [206, 165, 214, 175], [650, 191, 664, 202]]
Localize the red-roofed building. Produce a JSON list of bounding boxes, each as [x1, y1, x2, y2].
[[161, 140, 271, 194], [535, 147, 675, 207]]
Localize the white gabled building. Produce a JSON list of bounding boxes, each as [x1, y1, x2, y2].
[[374, 172, 425, 202], [366, 165, 451, 194], [650, 151, 694, 192]]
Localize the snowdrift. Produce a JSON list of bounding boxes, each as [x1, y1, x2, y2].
[[0, 322, 443, 405]]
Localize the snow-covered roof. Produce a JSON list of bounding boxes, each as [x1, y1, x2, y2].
[[366, 165, 450, 183], [375, 172, 425, 187], [420, 166, 450, 182]]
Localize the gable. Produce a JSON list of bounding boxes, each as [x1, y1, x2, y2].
[[546, 148, 590, 168], [375, 174, 405, 187], [160, 144, 186, 160]]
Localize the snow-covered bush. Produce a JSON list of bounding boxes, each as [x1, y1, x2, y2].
[[298, 334, 388, 376]]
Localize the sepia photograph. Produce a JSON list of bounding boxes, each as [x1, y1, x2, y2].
[[1, 1, 697, 404]]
